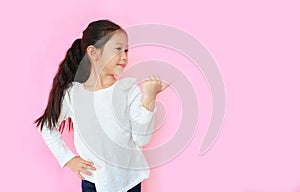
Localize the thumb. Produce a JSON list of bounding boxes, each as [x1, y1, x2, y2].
[[160, 82, 172, 92]]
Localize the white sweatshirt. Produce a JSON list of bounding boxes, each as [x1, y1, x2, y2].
[[39, 77, 156, 192]]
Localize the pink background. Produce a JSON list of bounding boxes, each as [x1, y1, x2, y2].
[[1, 0, 299, 191]]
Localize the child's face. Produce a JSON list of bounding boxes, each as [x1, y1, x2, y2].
[[98, 30, 129, 77]]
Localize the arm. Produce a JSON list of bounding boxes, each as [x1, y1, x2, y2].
[[40, 124, 76, 168], [129, 75, 170, 146], [129, 84, 157, 147], [39, 89, 76, 168]]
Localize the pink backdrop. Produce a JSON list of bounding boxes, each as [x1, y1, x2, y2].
[[1, 0, 300, 191]]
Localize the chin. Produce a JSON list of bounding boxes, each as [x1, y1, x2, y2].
[[113, 70, 123, 77]]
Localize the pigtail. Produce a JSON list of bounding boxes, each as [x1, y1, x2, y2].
[[34, 38, 83, 132]]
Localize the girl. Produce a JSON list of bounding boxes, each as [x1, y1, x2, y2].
[[34, 19, 169, 192]]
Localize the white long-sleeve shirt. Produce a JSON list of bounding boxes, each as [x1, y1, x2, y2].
[[39, 77, 156, 192]]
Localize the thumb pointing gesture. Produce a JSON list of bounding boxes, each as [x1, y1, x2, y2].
[[159, 82, 172, 93]]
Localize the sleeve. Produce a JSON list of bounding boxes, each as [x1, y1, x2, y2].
[[129, 82, 157, 146], [39, 89, 76, 168]]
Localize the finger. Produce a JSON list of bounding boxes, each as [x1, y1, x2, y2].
[[160, 82, 171, 92], [80, 167, 92, 176], [86, 161, 94, 166], [149, 75, 160, 84], [80, 161, 96, 172], [144, 76, 151, 82], [77, 171, 85, 180], [155, 75, 161, 81], [154, 76, 161, 84], [81, 159, 94, 165], [85, 164, 97, 170], [149, 75, 156, 81]]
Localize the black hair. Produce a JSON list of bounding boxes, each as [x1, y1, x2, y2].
[[34, 19, 125, 133]]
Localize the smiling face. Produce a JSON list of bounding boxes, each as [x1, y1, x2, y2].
[[96, 30, 129, 77]]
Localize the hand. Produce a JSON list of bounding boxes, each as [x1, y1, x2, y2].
[[142, 75, 171, 97], [65, 156, 97, 180]]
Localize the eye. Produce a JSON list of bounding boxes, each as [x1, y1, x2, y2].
[[116, 48, 129, 53]]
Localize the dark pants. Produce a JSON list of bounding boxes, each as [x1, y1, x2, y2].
[[81, 180, 141, 192]]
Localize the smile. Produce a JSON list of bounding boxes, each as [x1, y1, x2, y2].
[[117, 64, 126, 67]]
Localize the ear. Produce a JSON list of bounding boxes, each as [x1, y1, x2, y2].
[[86, 45, 101, 61]]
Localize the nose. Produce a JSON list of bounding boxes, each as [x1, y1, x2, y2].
[[120, 51, 128, 62]]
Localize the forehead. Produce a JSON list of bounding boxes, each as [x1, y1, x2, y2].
[[108, 30, 128, 46]]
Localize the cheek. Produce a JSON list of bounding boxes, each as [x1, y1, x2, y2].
[[105, 60, 120, 71], [101, 54, 119, 68], [103, 62, 115, 70]]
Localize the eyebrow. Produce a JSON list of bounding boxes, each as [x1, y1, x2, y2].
[[115, 42, 129, 47]]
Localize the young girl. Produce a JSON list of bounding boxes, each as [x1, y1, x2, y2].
[[34, 19, 169, 192]]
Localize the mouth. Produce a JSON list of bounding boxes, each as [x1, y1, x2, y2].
[[117, 64, 126, 68]]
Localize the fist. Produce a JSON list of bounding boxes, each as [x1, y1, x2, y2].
[[142, 75, 171, 97]]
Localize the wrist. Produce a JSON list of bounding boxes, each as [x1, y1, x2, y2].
[[142, 94, 156, 112], [143, 93, 156, 100]]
